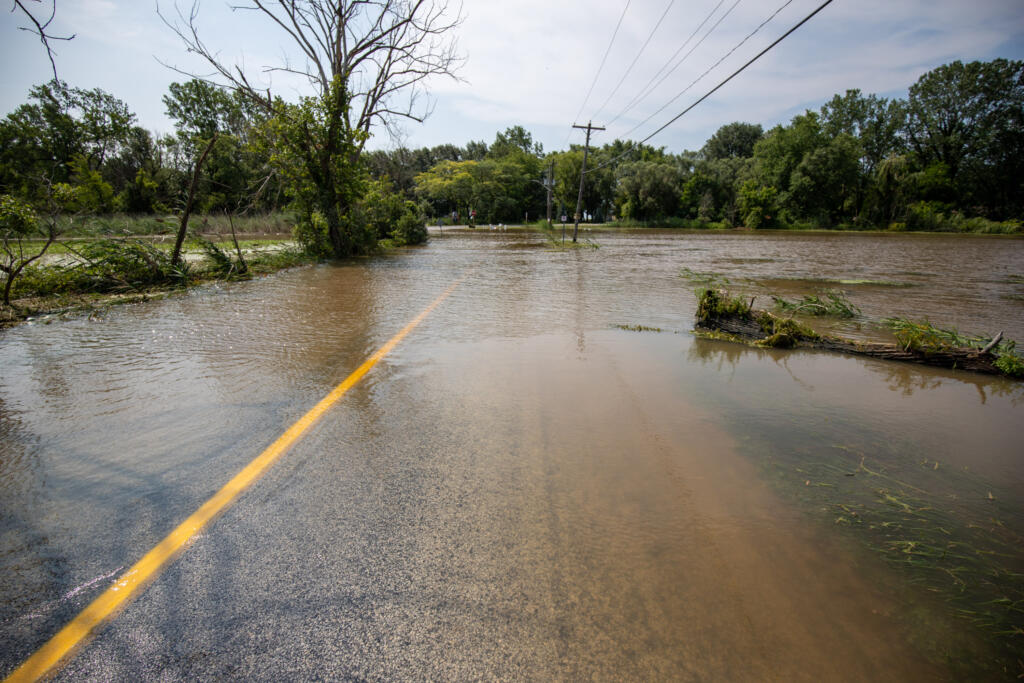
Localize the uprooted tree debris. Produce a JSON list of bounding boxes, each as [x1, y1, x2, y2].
[[694, 289, 1024, 378]]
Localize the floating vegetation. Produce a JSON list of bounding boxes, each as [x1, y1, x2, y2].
[[772, 289, 861, 318], [695, 290, 1022, 378], [884, 318, 1024, 378], [835, 278, 912, 287], [614, 324, 663, 332], [685, 354, 1024, 678], [680, 267, 730, 288], [761, 276, 913, 288], [1001, 293, 1024, 302], [717, 257, 776, 264], [1005, 274, 1024, 284], [762, 446, 1024, 677]]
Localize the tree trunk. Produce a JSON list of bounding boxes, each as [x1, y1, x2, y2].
[[171, 134, 218, 267]]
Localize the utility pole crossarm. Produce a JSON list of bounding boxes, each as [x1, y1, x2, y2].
[[571, 121, 605, 243]]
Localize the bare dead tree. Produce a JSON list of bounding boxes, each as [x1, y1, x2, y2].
[[10, 0, 76, 82], [157, 0, 465, 150]]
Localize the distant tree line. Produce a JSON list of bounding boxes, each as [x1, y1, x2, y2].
[[397, 58, 1021, 231], [1, 58, 1021, 250]]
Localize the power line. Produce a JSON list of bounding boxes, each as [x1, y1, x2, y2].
[[606, 0, 731, 128], [586, 0, 835, 175], [589, 0, 676, 123], [621, 0, 794, 140], [567, 0, 632, 144]]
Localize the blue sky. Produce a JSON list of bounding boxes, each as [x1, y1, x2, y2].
[[2, 0, 1023, 155]]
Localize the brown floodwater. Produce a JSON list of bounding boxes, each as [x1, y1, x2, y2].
[[1, 229, 1022, 680]]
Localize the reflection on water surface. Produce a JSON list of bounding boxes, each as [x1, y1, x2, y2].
[[1, 229, 1022, 679]]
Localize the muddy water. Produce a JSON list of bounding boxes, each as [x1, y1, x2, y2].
[[1, 229, 1022, 679]]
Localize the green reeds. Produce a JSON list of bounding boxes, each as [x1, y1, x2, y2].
[[884, 318, 1024, 377], [772, 289, 861, 318]]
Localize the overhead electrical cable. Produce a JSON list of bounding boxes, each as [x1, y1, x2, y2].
[[586, 0, 835, 175], [621, 0, 795, 140], [606, 0, 729, 128], [589, 0, 676, 122], [567, 0, 632, 140]]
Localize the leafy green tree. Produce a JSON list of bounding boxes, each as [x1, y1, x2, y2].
[[414, 159, 476, 219], [489, 126, 543, 159], [362, 178, 426, 245], [905, 59, 1024, 217], [263, 80, 371, 256], [1, 184, 79, 305], [0, 81, 135, 198], [787, 134, 862, 224], [162, 0, 463, 258], [752, 112, 825, 197], [819, 89, 906, 176], [702, 122, 763, 161], [163, 80, 277, 213], [614, 161, 684, 220], [737, 180, 779, 229], [464, 140, 488, 160]]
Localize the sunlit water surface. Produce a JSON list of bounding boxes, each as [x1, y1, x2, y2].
[[2, 229, 1022, 679]]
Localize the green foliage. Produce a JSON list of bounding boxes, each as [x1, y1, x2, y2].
[[488, 125, 543, 158], [757, 316, 820, 348], [737, 180, 778, 229], [614, 161, 684, 221], [361, 177, 427, 245], [391, 206, 428, 246], [883, 319, 1024, 377], [415, 146, 545, 224], [0, 194, 38, 235], [0, 81, 135, 199], [293, 211, 332, 258], [702, 122, 763, 160], [263, 77, 371, 257], [994, 350, 1024, 377], [68, 155, 115, 212], [772, 290, 860, 317], [680, 267, 730, 288], [192, 235, 237, 276], [695, 288, 751, 321], [70, 239, 185, 292], [905, 59, 1024, 218]]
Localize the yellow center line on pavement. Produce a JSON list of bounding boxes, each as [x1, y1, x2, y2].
[[5, 274, 468, 683]]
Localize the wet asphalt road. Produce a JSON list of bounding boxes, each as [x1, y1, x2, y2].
[[6, 231, 1022, 680]]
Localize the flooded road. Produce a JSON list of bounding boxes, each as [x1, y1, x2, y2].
[[1, 229, 1022, 680]]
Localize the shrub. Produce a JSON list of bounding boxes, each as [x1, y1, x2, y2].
[[293, 211, 332, 258]]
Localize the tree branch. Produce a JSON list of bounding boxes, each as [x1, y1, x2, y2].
[[12, 0, 76, 83]]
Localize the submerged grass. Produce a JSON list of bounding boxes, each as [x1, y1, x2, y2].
[[762, 445, 1024, 678], [680, 267, 730, 288], [614, 323, 663, 332], [3, 240, 315, 326]]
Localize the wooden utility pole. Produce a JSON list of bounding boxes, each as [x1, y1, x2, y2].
[[545, 160, 554, 227], [572, 121, 604, 243]]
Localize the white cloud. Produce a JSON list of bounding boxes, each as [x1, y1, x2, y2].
[[2, 0, 1022, 151]]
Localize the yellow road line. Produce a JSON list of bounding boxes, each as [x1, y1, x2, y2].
[[5, 275, 466, 683]]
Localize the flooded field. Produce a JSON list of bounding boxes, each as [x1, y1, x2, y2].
[[1, 229, 1022, 680]]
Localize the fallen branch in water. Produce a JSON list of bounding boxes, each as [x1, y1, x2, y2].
[[694, 289, 1022, 378]]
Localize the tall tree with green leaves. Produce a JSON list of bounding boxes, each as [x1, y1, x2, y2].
[[161, 0, 463, 257], [905, 59, 1024, 217], [702, 122, 763, 161], [0, 81, 135, 199]]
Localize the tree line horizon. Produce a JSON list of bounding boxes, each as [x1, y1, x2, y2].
[[2, 57, 1021, 260]]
